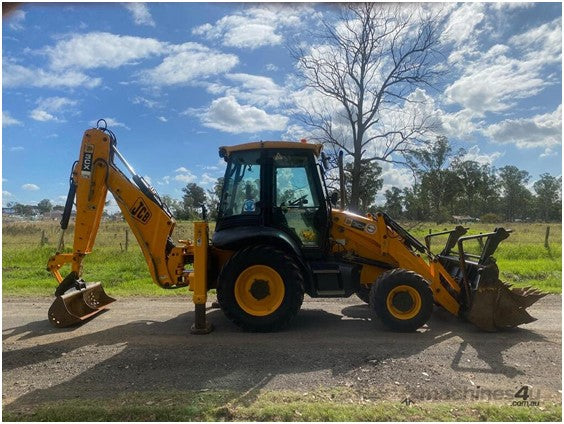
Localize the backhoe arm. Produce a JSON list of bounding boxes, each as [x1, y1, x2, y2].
[[46, 124, 212, 332], [48, 126, 188, 288]]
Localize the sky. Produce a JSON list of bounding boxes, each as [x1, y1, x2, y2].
[[1, 2, 562, 211]]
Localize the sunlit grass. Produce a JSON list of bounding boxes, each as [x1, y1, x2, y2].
[[2, 220, 561, 296]]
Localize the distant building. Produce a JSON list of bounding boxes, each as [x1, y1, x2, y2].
[[452, 215, 480, 224]]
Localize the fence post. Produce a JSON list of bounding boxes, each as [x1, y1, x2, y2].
[[544, 226, 550, 248], [40, 229, 46, 247], [125, 228, 129, 252]]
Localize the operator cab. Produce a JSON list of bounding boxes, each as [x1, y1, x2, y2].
[[214, 141, 330, 259]]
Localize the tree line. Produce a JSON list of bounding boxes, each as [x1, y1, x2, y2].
[[379, 136, 561, 223]]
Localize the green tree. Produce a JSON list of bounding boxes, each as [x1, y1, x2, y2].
[[533, 173, 562, 221], [344, 161, 383, 214], [408, 136, 460, 222], [383, 187, 404, 218], [37, 199, 53, 214], [13, 203, 35, 217], [206, 177, 224, 220], [450, 160, 499, 217], [182, 183, 207, 220], [498, 166, 532, 221], [161, 195, 184, 219]]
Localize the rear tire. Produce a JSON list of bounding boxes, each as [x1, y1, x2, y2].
[[356, 284, 371, 304], [369, 269, 433, 332], [217, 245, 304, 332]]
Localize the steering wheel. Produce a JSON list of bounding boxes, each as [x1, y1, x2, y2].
[[288, 194, 308, 207]]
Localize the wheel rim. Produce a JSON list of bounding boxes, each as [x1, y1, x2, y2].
[[386, 285, 422, 320], [234, 265, 285, 316]]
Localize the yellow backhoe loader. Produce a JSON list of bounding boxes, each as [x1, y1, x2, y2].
[[47, 121, 545, 333]]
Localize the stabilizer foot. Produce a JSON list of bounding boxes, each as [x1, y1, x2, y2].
[[191, 303, 214, 335], [190, 322, 214, 335]]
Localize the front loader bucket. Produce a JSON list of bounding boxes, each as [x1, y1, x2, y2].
[[48, 282, 115, 328], [465, 279, 546, 332]]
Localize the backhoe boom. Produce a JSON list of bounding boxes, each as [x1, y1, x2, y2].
[[47, 124, 211, 332]]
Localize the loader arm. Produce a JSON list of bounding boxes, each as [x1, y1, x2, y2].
[[47, 124, 212, 332]]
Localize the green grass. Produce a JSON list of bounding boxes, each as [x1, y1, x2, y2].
[[2, 220, 561, 296], [3, 389, 561, 422]]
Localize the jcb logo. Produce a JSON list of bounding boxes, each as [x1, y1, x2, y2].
[[81, 144, 94, 178], [130, 198, 152, 224]]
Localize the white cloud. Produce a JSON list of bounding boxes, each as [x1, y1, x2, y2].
[[7, 9, 26, 31], [140, 43, 239, 86], [192, 5, 310, 49], [444, 47, 546, 115], [158, 116, 168, 122], [224, 73, 287, 108], [460, 145, 503, 166], [441, 3, 485, 47], [509, 17, 562, 66], [45, 32, 165, 70], [2, 111, 22, 127], [3, 190, 13, 197], [200, 172, 218, 188], [483, 105, 562, 149], [444, 17, 561, 116], [92, 117, 130, 130], [3, 63, 101, 89], [376, 162, 415, 204], [164, 167, 197, 184], [124, 3, 155, 27], [22, 183, 40, 191], [540, 147, 557, 159], [174, 173, 196, 183], [30, 97, 78, 122], [10, 146, 24, 152], [200, 96, 289, 134], [132, 96, 161, 109]]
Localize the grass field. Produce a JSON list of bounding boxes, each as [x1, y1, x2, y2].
[[1, 220, 561, 297], [3, 388, 561, 422]]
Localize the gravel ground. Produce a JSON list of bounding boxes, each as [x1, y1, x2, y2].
[[2, 294, 561, 412]]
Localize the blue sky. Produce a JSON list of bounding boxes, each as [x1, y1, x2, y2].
[[2, 2, 562, 210]]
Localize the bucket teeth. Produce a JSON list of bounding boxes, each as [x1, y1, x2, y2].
[[48, 282, 115, 328], [466, 279, 546, 332]]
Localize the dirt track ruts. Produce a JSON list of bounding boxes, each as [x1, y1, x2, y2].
[[2, 295, 561, 411]]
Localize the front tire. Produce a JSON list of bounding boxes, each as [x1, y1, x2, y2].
[[369, 269, 433, 332], [217, 245, 304, 332]]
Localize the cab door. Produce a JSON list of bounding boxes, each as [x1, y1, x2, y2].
[[269, 150, 328, 257]]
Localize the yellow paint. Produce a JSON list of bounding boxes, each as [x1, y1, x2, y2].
[[234, 265, 285, 316], [386, 285, 422, 320]]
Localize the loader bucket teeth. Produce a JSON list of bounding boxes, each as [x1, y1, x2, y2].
[[466, 279, 546, 332], [48, 282, 115, 328]]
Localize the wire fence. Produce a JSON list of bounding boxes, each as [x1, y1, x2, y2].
[[2, 220, 559, 250], [2, 220, 200, 250]]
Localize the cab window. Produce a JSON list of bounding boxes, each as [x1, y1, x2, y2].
[[219, 151, 261, 218]]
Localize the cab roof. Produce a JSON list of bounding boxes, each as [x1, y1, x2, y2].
[[219, 141, 322, 158]]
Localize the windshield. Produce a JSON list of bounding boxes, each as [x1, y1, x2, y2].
[[218, 150, 261, 218]]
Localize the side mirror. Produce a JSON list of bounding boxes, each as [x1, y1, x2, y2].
[[321, 152, 330, 171], [330, 191, 339, 207]]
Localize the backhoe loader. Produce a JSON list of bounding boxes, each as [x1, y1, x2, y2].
[[47, 121, 545, 333]]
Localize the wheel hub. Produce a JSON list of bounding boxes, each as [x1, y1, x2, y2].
[[391, 291, 414, 312], [249, 279, 270, 300]]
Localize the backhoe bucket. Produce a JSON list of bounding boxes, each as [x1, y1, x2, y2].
[[465, 278, 546, 332], [48, 282, 115, 328]]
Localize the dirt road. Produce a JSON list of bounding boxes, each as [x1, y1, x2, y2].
[[2, 295, 561, 412]]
